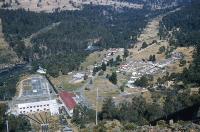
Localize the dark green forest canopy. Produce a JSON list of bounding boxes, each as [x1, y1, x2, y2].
[[0, 103, 31, 131], [0, 6, 154, 76], [160, 2, 200, 46], [159, 1, 200, 85]]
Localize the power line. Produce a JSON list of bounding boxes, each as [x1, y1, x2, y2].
[[96, 87, 98, 125], [39, 113, 45, 124], [20, 114, 49, 131], [33, 114, 43, 124]]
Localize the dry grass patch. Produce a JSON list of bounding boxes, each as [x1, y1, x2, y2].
[[176, 46, 194, 63], [15, 74, 32, 96], [129, 40, 169, 62], [85, 77, 120, 110], [166, 46, 194, 74], [137, 17, 161, 44], [50, 75, 83, 91], [81, 50, 107, 70]]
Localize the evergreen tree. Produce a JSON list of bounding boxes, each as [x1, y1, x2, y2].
[[134, 76, 148, 87], [123, 48, 129, 60], [100, 98, 116, 120], [72, 105, 95, 128], [152, 55, 156, 62], [148, 55, 156, 62], [141, 42, 148, 49], [109, 72, 117, 85], [116, 55, 122, 62], [101, 62, 107, 71], [108, 58, 114, 66]]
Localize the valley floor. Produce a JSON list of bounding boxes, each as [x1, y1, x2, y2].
[[49, 7, 195, 112]]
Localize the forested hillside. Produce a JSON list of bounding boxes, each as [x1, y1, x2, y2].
[[72, 3, 200, 129], [159, 0, 200, 85], [0, 19, 20, 69], [0, 6, 158, 76]]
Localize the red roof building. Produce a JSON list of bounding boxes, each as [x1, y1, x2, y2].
[[59, 91, 77, 112]]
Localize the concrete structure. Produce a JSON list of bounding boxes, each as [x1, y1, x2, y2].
[[73, 73, 84, 80], [17, 100, 58, 115], [37, 66, 47, 74], [63, 126, 73, 132], [9, 75, 59, 115], [70, 73, 85, 83], [118, 56, 179, 88]]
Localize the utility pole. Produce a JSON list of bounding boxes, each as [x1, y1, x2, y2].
[[6, 120, 9, 132], [96, 87, 98, 125], [41, 124, 49, 132]]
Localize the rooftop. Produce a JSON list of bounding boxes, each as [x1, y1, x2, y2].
[[59, 91, 76, 110], [12, 74, 56, 104]]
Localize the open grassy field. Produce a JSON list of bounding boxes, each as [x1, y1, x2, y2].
[[128, 14, 170, 62], [129, 40, 169, 62], [49, 75, 84, 92], [80, 50, 107, 70], [85, 76, 120, 110], [166, 46, 194, 74]]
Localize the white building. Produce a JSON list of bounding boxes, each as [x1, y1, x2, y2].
[[16, 100, 59, 115], [37, 66, 47, 74], [73, 73, 85, 80], [9, 75, 59, 116]]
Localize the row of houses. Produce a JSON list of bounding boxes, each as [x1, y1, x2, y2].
[[120, 52, 183, 88], [119, 60, 171, 88]]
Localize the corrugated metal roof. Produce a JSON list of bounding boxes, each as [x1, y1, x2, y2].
[[59, 91, 76, 110]]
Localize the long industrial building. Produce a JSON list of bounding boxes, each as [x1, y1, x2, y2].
[[59, 91, 78, 117], [8, 74, 59, 115]]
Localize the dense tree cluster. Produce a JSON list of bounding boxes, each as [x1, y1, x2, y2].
[[141, 42, 148, 49], [159, 0, 200, 86], [0, 104, 31, 131], [99, 97, 162, 125], [148, 55, 156, 62], [159, 1, 200, 47], [32, 53, 87, 77], [109, 72, 118, 85], [134, 76, 149, 87], [158, 46, 166, 54], [0, 5, 164, 77], [123, 49, 129, 60], [0, 73, 20, 100], [99, 90, 200, 126], [101, 62, 107, 71], [72, 105, 95, 128]]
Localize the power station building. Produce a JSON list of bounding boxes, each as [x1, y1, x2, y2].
[[9, 75, 59, 115]]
